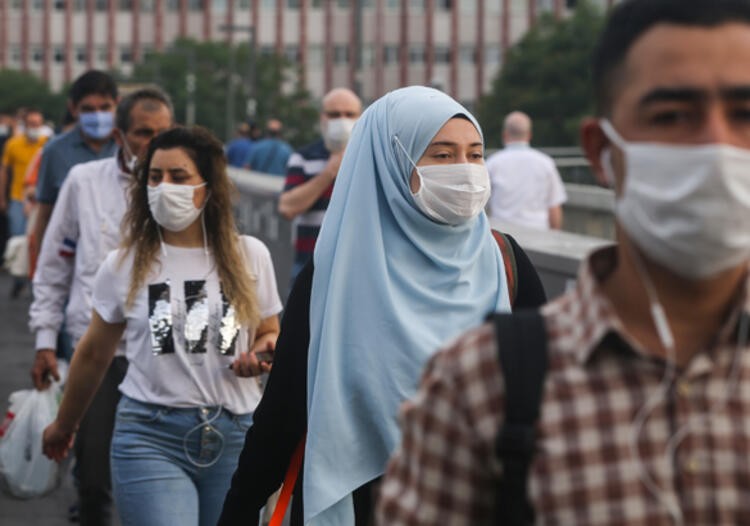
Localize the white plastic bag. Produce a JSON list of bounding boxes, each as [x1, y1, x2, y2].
[[0, 384, 62, 498]]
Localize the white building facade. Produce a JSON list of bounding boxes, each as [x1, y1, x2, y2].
[[0, 0, 612, 104]]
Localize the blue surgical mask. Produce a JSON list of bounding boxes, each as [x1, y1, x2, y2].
[[79, 111, 114, 140]]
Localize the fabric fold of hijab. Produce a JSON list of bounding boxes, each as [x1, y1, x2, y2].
[[305, 85, 511, 525]]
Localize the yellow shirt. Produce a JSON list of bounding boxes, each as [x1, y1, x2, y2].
[[2, 134, 48, 201]]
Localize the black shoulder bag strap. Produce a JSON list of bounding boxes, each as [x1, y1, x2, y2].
[[491, 310, 549, 526]]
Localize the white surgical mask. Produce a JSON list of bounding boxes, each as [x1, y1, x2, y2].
[[26, 127, 43, 141], [395, 136, 491, 225], [324, 118, 356, 152], [147, 182, 207, 233], [600, 119, 750, 279]]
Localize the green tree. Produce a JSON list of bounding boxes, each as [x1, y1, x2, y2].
[[122, 39, 318, 147], [478, 1, 605, 148], [0, 69, 67, 125]]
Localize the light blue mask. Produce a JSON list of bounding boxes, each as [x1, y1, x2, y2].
[[79, 111, 114, 140]]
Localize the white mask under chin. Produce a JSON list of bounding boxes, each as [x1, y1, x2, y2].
[[147, 182, 207, 232], [600, 119, 750, 279]]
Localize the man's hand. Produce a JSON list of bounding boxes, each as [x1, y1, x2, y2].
[[42, 420, 75, 462], [31, 349, 59, 390], [325, 151, 344, 180]]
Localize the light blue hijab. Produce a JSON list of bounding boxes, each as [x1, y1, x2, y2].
[[304, 86, 511, 524]]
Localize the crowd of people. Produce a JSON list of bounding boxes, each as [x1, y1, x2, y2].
[[0, 0, 748, 525]]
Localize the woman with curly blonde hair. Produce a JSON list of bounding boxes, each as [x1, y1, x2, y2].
[[43, 126, 283, 526]]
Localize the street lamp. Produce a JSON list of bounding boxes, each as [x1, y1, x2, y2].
[[219, 24, 256, 141]]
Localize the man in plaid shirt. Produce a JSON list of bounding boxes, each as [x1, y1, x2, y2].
[[378, 0, 750, 524]]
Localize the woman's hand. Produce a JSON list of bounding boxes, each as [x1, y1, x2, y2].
[[42, 420, 75, 462], [231, 344, 273, 377], [231, 315, 279, 377]]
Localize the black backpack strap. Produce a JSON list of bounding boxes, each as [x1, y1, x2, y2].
[[491, 310, 548, 526]]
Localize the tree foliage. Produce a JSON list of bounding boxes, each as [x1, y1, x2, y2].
[[122, 39, 319, 147], [478, 1, 605, 148], [0, 69, 67, 125]]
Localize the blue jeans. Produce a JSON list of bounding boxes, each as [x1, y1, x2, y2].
[[6, 199, 26, 237], [110, 396, 253, 526]]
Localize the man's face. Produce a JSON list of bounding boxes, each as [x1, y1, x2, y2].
[[24, 112, 44, 137], [320, 95, 361, 130], [585, 22, 750, 191], [70, 93, 116, 119], [118, 101, 173, 161]]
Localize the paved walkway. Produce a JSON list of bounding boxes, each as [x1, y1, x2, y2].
[[0, 271, 77, 526]]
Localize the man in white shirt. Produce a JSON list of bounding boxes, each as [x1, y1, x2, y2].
[[486, 111, 567, 230], [28, 87, 174, 526]]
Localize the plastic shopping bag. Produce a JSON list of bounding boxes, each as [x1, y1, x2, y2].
[[0, 383, 62, 498]]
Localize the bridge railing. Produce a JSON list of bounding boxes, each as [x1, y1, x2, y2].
[[228, 165, 614, 300]]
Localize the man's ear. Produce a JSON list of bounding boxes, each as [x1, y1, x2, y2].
[[580, 117, 611, 188], [112, 128, 125, 148], [66, 99, 78, 120]]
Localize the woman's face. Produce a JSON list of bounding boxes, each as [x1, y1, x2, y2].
[[410, 117, 484, 193], [147, 147, 208, 209]]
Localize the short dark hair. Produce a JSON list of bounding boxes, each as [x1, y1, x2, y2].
[[68, 70, 118, 106], [593, 0, 750, 115], [115, 87, 174, 132]]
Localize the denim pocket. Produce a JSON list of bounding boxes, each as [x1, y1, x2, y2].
[[116, 396, 164, 423], [232, 412, 253, 433]]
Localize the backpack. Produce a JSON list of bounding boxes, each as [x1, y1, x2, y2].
[[489, 310, 549, 526]]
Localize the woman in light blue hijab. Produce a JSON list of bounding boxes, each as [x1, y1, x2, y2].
[[304, 86, 511, 524], [219, 86, 549, 526]]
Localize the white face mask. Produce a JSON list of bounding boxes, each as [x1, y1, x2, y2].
[[147, 182, 207, 233], [395, 136, 490, 225], [324, 118, 356, 152], [600, 119, 750, 279], [26, 127, 43, 141]]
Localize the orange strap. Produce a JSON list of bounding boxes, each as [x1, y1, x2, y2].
[[269, 436, 306, 526]]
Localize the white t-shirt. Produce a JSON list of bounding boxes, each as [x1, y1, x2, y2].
[[92, 235, 283, 415], [486, 143, 568, 230]]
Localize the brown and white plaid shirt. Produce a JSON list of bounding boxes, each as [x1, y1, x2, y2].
[[378, 247, 750, 525]]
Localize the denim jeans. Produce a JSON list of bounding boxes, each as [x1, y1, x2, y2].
[[6, 199, 26, 237], [110, 396, 253, 526]]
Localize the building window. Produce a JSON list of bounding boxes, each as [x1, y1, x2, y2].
[[9, 46, 22, 65], [119, 0, 133, 9], [120, 47, 133, 63], [74, 0, 86, 9], [96, 0, 108, 11], [434, 46, 451, 64], [76, 47, 88, 63], [261, 0, 274, 7], [410, 0, 425, 10], [361, 45, 374, 67], [485, 45, 501, 66], [167, 0, 179, 9], [97, 46, 109, 63], [307, 45, 323, 67], [287, 0, 300, 8], [487, 0, 502, 13], [408, 45, 425, 64], [459, 45, 475, 64], [188, 0, 202, 10], [384, 45, 398, 64], [11, 0, 23, 9], [311, 0, 323, 6], [32, 0, 45, 10], [260, 45, 275, 56], [334, 45, 349, 65], [284, 45, 299, 63], [239, 0, 250, 7], [141, 0, 156, 11], [436, 0, 452, 9], [386, 0, 398, 8], [212, 0, 227, 11], [34, 48, 47, 63]]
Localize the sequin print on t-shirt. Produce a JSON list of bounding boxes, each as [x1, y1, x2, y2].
[[184, 280, 208, 354], [148, 281, 174, 354], [219, 287, 241, 356]]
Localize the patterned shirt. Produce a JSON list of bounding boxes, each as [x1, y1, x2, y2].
[[378, 247, 750, 525], [283, 138, 332, 272]]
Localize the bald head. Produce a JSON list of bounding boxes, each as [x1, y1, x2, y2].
[[321, 88, 362, 124], [503, 111, 532, 144], [267, 118, 283, 136]]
